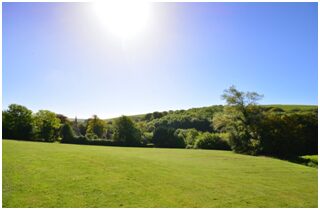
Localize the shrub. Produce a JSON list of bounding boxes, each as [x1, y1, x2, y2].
[[76, 135, 89, 143], [85, 133, 99, 140], [141, 132, 153, 145], [175, 128, 200, 148], [185, 144, 194, 149], [195, 132, 231, 150]]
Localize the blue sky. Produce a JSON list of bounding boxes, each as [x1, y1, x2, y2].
[[3, 2, 318, 118]]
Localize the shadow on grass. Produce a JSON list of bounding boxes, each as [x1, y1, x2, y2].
[[281, 156, 318, 168]]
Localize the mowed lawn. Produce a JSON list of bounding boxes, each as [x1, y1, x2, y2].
[[2, 140, 318, 207]]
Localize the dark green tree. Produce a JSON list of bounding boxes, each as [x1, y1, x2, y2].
[[56, 114, 69, 124], [2, 104, 34, 140], [259, 111, 318, 157], [152, 127, 185, 148], [113, 116, 141, 146], [60, 123, 75, 143], [72, 117, 81, 136], [78, 122, 87, 136]]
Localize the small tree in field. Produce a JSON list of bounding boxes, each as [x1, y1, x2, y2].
[[113, 116, 141, 146]]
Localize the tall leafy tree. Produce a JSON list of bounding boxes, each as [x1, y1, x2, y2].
[[72, 117, 81, 136], [213, 86, 264, 154], [2, 104, 34, 140], [34, 110, 61, 142], [86, 115, 106, 138], [113, 116, 141, 146], [60, 123, 75, 143]]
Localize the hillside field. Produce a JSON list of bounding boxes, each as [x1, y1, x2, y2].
[[2, 140, 318, 207]]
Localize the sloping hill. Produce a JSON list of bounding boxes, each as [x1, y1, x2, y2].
[[72, 104, 317, 123]]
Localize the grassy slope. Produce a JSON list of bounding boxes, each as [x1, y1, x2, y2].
[[3, 140, 318, 208], [261, 104, 317, 111]]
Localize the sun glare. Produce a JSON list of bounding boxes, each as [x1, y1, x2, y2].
[[92, 1, 152, 41]]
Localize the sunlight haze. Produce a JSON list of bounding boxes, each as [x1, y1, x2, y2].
[[3, 2, 318, 118]]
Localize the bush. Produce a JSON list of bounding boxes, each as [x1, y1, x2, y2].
[[175, 128, 200, 148], [76, 135, 89, 143], [195, 132, 231, 150], [141, 132, 153, 145], [85, 133, 99, 140], [152, 127, 185, 148]]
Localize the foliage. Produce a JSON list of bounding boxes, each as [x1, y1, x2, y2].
[[113, 116, 141, 146], [86, 115, 106, 138], [146, 106, 223, 132], [194, 132, 231, 150], [71, 117, 81, 136], [2, 100, 318, 157], [33, 110, 61, 142], [56, 114, 69, 124], [284, 155, 318, 168], [85, 132, 99, 140], [152, 127, 185, 148], [2, 104, 34, 140], [259, 111, 318, 157], [175, 128, 200, 147], [78, 122, 87, 136], [214, 86, 318, 157], [141, 132, 153, 145], [144, 111, 168, 121], [60, 123, 76, 143], [213, 86, 264, 155], [300, 155, 318, 168]]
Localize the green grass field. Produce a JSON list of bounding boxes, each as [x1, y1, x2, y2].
[[3, 140, 318, 207]]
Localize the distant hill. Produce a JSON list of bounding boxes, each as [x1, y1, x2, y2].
[[107, 104, 317, 121], [71, 104, 317, 123], [260, 104, 317, 112]]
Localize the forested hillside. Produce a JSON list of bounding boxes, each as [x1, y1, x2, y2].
[[3, 87, 318, 159]]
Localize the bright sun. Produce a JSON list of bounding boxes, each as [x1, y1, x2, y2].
[[92, 1, 152, 41]]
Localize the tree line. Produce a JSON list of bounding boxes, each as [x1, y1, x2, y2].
[[2, 86, 317, 158]]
